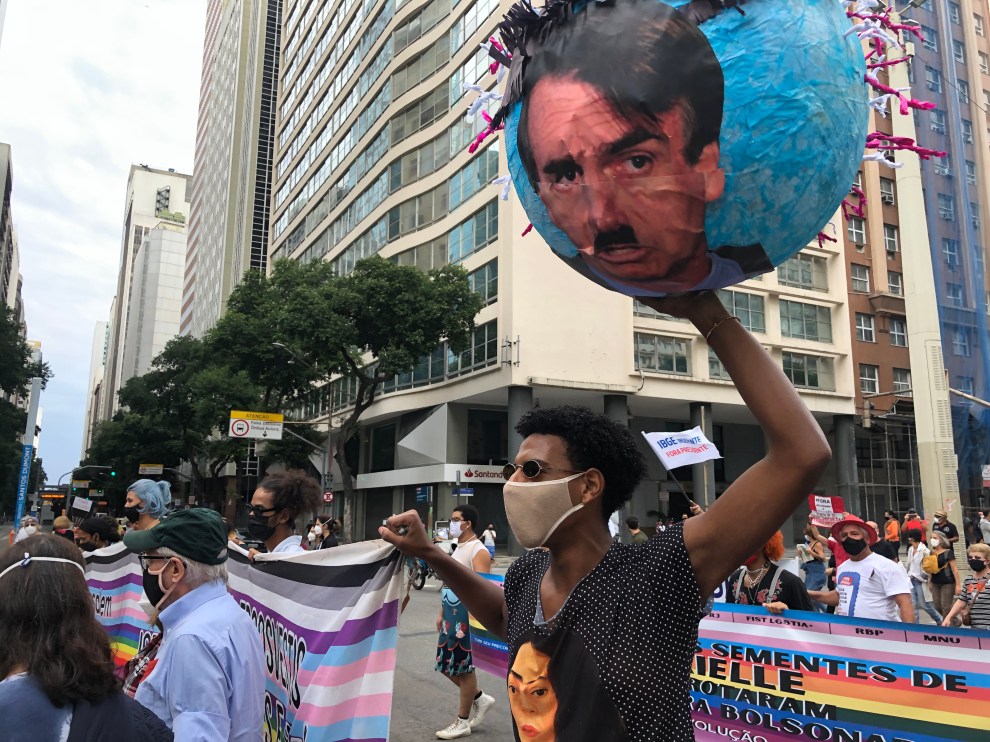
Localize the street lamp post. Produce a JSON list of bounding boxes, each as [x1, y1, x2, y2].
[[272, 342, 334, 499]]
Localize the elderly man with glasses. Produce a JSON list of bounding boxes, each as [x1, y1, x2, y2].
[[381, 291, 831, 741], [123, 509, 264, 741]]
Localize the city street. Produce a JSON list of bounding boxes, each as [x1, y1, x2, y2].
[[391, 570, 514, 742]]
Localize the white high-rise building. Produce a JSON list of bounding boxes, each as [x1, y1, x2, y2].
[[100, 165, 191, 420], [81, 321, 108, 458], [270, 0, 858, 543], [181, 0, 282, 337]]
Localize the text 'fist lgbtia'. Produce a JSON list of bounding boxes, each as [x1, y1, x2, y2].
[[379, 510, 434, 558]]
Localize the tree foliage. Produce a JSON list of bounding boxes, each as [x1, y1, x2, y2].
[[0, 306, 53, 517], [209, 256, 483, 537]]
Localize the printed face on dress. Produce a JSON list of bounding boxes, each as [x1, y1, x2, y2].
[[526, 76, 724, 293], [508, 642, 558, 742]]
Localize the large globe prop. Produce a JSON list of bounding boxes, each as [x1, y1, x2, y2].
[[504, 0, 869, 297]]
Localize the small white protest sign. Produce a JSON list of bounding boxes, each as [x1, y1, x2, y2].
[[642, 428, 721, 471]]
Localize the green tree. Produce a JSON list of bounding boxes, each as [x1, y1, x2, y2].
[[0, 306, 53, 518], [210, 256, 483, 538]]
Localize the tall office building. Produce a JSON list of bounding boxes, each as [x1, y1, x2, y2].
[[0, 142, 18, 312], [100, 166, 191, 421], [81, 321, 109, 458], [270, 0, 863, 541], [181, 0, 282, 337], [905, 0, 990, 516]]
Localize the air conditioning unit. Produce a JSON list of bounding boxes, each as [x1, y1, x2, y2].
[[931, 123, 945, 133], [881, 194, 895, 205], [940, 209, 955, 221], [973, 217, 981, 229], [964, 133, 974, 144]]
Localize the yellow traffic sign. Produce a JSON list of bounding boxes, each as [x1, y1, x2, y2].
[[230, 410, 284, 422]]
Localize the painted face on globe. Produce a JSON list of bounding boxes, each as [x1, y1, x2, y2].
[[526, 75, 724, 293]]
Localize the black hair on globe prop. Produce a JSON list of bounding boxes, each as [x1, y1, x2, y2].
[[461, 0, 944, 297]]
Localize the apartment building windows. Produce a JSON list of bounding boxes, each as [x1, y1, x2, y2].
[[934, 153, 951, 176], [879, 177, 896, 205], [938, 193, 955, 220], [708, 348, 729, 380], [859, 364, 879, 395], [958, 79, 969, 104], [889, 317, 907, 347], [947, 283, 964, 307], [783, 352, 835, 391], [449, 201, 498, 263], [893, 368, 912, 395], [926, 68, 942, 94], [851, 264, 870, 293], [888, 271, 902, 296], [777, 253, 828, 291], [971, 202, 981, 229], [468, 260, 498, 306], [633, 300, 687, 322], [957, 376, 975, 396], [847, 216, 866, 245], [883, 224, 899, 254], [921, 26, 937, 52], [977, 14, 986, 36], [944, 238, 959, 269], [855, 313, 876, 342], [962, 119, 974, 143], [981, 52, 990, 75], [952, 328, 970, 356], [966, 161, 977, 185], [717, 289, 765, 333], [953, 40, 965, 64], [780, 300, 832, 342], [635, 333, 690, 374]]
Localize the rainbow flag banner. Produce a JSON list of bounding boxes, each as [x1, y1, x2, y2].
[[468, 572, 509, 677], [694, 604, 990, 741], [85, 539, 405, 742]]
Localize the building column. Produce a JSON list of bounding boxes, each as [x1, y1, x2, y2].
[[506, 386, 533, 556], [690, 402, 716, 509], [834, 414, 860, 515], [604, 395, 629, 541]]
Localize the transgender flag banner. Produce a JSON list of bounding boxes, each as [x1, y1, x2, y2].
[[228, 541, 404, 742], [86, 539, 405, 742]]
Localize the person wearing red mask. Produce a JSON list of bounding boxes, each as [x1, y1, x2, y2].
[[725, 531, 814, 614]]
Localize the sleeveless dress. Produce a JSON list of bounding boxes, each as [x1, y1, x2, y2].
[[435, 539, 489, 676]]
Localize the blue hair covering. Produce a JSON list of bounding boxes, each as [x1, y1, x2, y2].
[[127, 479, 171, 519]]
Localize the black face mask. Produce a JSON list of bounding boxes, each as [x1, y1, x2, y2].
[[78, 541, 98, 552], [142, 565, 168, 607], [968, 558, 987, 573], [123, 506, 141, 523], [248, 515, 277, 541], [841, 537, 868, 556]]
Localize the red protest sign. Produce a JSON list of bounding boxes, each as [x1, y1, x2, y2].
[[809, 495, 845, 528]]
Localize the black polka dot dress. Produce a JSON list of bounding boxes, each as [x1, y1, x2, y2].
[[504, 524, 702, 741]]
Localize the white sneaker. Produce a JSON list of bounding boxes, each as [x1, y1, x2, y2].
[[436, 717, 472, 739], [468, 693, 495, 728]]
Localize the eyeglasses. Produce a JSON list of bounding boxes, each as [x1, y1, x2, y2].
[[248, 504, 279, 518], [502, 461, 583, 481], [138, 554, 173, 571]]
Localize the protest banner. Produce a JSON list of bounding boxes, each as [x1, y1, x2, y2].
[[642, 428, 722, 470], [809, 494, 845, 528], [86, 539, 405, 742], [84, 542, 157, 667], [693, 604, 990, 741], [468, 575, 990, 740]]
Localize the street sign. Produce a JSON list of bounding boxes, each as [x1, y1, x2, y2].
[[71, 497, 93, 513], [139, 463, 164, 475], [228, 410, 284, 440], [71, 480, 90, 488], [323, 491, 334, 504], [453, 487, 474, 496], [415, 486, 430, 503]]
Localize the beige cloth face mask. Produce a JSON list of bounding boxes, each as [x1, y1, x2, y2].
[[503, 472, 585, 549]]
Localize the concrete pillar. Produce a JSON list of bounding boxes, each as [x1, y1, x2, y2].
[[604, 395, 629, 540], [506, 386, 533, 555], [834, 414, 860, 515], [690, 402, 715, 509]]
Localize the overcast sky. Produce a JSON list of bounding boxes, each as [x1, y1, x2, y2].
[[0, 1, 204, 484]]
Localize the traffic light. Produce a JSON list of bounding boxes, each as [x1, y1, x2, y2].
[[110, 470, 117, 478]]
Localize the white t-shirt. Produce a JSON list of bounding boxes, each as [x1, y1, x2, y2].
[[905, 543, 931, 580], [481, 529, 496, 547], [451, 538, 489, 570], [836, 552, 912, 621], [272, 534, 305, 553]]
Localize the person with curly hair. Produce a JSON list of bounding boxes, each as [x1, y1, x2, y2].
[[0, 535, 172, 741], [75, 517, 122, 552], [247, 470, 323, 554], [382, 290, 831, 740], [726, 531, 814, 614], [123, 479, 171, 531]]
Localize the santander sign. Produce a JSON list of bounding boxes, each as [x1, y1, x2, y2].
[[461, 466, 504, 481]]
